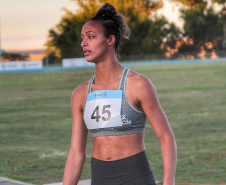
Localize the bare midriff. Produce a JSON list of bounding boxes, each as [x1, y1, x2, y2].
[[92, 133, 145, 161]]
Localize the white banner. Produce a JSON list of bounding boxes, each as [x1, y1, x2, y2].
[[0, 61, 43, 70], [1, 61, 24, 70], [23, 61, 43, 69], [0, 63, 3, 70], [62, 58, 94, 67]]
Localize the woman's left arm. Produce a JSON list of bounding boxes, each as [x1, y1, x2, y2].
[[138, 76, 177, 185]]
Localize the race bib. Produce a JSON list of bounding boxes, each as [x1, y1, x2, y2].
[[84, 90, 122, 130]]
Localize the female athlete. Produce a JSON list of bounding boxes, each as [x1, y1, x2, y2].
[[63, 3, 177, 185]]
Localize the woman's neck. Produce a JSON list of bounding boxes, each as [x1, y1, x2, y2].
[[94, 58, 124, 85]]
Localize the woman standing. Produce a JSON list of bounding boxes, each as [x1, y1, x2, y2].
[[63, 3, 177, 185]]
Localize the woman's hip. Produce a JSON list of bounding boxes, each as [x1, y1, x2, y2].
[[91, 151, 156, 185]]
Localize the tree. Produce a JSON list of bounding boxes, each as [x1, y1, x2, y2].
[[42, 51, 61, 65], [45, 9, 86, 59], [211, 0, 226, 49], [182, 3, 223, 50], [162, 23, 183, 51], [45, 0, 181, 62], [211, 0, 226, 4], [74, 0, 163, 22], [1, 51, 29, 61], [171, 0, 224, 52], [177, 0, 205, 9]]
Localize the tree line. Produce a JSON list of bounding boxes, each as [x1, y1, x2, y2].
[[44, 0, 225, 63], [1, 50, 29, 61]]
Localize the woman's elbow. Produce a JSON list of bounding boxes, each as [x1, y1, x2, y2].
[[159, 130, 176, 146]]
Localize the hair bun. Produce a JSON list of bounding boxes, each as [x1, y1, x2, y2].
[[96, 3, 117, 18], [88, 3, 131, 58]]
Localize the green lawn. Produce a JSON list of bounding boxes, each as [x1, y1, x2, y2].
[[0, 61, 225, 184]]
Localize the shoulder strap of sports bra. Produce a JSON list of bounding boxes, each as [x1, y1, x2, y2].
[[119, 68, 130, 90], [87, 75, 95, 93], [87, 68, 129, 93]]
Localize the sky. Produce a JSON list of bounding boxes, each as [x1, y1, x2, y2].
[[0, 0, 76, 51], [0, 0, 221, 51]]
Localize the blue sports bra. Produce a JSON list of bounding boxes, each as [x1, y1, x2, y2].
[[83, 68, 146, 137]]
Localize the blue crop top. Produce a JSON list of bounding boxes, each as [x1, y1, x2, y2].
[[83, 68, 147, 137]]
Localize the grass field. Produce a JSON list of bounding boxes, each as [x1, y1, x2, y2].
[[0, 61, 225, 184]]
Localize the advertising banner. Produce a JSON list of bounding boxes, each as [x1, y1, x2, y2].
[[0, 61, 43, 71], [62, 58, 94, 67], [1, 61, 24, 70], [23, 61, 43, 69]]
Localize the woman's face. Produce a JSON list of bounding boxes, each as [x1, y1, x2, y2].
[[81, 21, 109, 63]]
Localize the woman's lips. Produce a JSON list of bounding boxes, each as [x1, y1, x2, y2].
[[83, 50, 91, 56]]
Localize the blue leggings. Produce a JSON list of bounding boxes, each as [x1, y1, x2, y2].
[[91, 151, 156, 185]]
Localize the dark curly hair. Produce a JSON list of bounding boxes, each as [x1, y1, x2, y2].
[[87, 3, 131, 58]]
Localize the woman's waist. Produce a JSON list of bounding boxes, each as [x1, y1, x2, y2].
[[92, 133, 145, 161], [91, 151, 150, 171]]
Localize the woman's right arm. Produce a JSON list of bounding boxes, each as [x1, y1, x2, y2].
[[63, 84, 88, 185]]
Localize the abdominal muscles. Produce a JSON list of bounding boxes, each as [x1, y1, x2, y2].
[[92, 133, 145, 161]]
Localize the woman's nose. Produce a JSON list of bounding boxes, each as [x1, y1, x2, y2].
[[81, 39, 87, 47]]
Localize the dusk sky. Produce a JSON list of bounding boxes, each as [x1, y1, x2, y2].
[[0, 0, 220, 51], [0, 0, 76, 51]]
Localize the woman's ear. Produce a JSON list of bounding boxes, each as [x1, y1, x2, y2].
[[108, 35, 116, 46]]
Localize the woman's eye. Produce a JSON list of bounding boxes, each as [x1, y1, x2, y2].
[[89, 36, 94, 39]]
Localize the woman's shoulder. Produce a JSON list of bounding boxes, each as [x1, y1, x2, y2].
[[127, 69, 154, 88], [71, 78, 91, 106], [127, 69, 157, 98]]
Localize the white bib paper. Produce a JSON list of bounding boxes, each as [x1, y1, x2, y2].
[[84, 90, 122, 130]]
